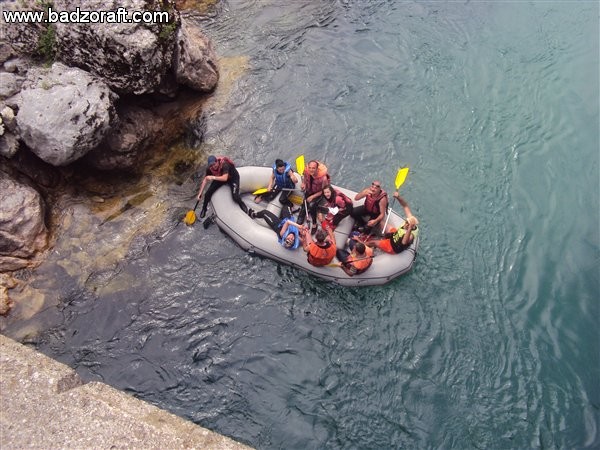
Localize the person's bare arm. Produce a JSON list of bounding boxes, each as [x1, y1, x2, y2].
[[267, 172, 276, 191], [402, 223, 414, 246], [395, 192, 414, 218], [354, 188, 369, 201], [288, 169, 298, 184]]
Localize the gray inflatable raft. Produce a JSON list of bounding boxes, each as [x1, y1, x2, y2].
[[210, 166, 418, 286]]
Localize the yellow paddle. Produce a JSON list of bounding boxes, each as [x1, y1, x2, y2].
[[184, 200, 200, 225], [252, 187, 297, 195], [382, 167, 409, 232], [295, 154, 311, 223], [296, 154, 305, 176], [252, 187, 269, 195], [289, 193, 303, 205]]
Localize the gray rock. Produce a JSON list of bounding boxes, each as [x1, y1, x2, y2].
[[54, 0, 180, 95], [16, 62, 117, 166], [3, 57, 34, 75], [0, 171, 47, 271], [0, 1, 45, 57], [0, 43, 15, 65], [174, 16, 219, 92], [0, 72, 22, 99], [0, 132, 19, 158], [1, 106, 17, 133], [85, 104, 164, 171]]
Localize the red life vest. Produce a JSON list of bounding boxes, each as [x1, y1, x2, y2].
[[307, 241, 336, 266], [324, 190, 352, 221], [209, 156, 235, 176], [364, 190, 387, 215]]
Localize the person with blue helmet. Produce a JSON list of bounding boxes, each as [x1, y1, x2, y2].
[[255, 159, 299, 207], [247, 205, 303, 250]]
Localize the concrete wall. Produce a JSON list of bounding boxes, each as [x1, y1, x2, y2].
[[0, 334, 252, 449]]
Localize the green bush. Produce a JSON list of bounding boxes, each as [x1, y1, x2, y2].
[[37, 24, 56, 63]]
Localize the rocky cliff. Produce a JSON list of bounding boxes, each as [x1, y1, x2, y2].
[[0, 0, 219, 298]]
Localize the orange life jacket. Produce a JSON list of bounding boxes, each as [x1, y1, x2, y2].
[[346, 246, 374, 274], [307, 241, 336, 266]]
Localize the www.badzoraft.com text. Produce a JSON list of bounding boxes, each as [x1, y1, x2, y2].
[[2, 7, 170, 24]]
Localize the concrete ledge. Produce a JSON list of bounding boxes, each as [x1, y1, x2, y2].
[[0, 334, 252, 449]]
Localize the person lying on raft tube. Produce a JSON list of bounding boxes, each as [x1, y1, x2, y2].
[[197, 155, 248, 218], [367, 193, 419, 254], [248, 205, 303, 249], [317, 184, 354, 232], [255, 159, 299, 207], [297, 160, 330, 233]]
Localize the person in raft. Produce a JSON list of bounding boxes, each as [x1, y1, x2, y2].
[[247, 205, 303, 250], [255, 159, 299, 208], [335, 239, 374, 276], [297, 160, 331, 234], [350, 179, 388, 235], [317, 184, 354, 231], [302, 226, 336, 267], [367, 193, 419, 254], [197, 155, 248, 218]]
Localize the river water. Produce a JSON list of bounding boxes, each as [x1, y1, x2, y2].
[[3, 1, 599, 449]]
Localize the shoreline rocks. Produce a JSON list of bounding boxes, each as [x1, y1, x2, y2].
[[0, 0, 221, 300]]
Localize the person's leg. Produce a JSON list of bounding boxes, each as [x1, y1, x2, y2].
[[280, 204, 292, 220], [308, 196, 323, 224], [307, 196, 323, 232], [375, 238, 395, 254], [229, 175, 248, 214], [297, 196, 308, 225], [254, 209, 280, 234], [259, 186, 281, 203], [350, 205, 367, 228], [336, 249, 350, 264], [332, 206, 352, 227], [278, 189, 293, 207], [201, 181, 224, 217]]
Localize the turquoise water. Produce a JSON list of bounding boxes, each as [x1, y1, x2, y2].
[[6, 2, 599, 448]]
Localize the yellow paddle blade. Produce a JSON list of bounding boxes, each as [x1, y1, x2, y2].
[[395, 167, 409, 190], [296, 155, 305, 175], [289, 193, 303, 205], [252, 188, 269, 195], [183, 210, 196, 225]]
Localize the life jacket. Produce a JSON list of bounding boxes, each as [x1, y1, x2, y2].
[[324, 190, 352, 221], [272, 161, 295, 188], [391, 225, 419, 253], [304, 161, 330, 195], [208, 156, 235, 176], [307, 241, 336, 266], [364, 189, 387, 215], [278, 218, 300, 249], [346, 246, 374, 274]]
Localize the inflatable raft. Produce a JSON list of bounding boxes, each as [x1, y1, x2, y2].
[[209, 166, 419, 286]]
